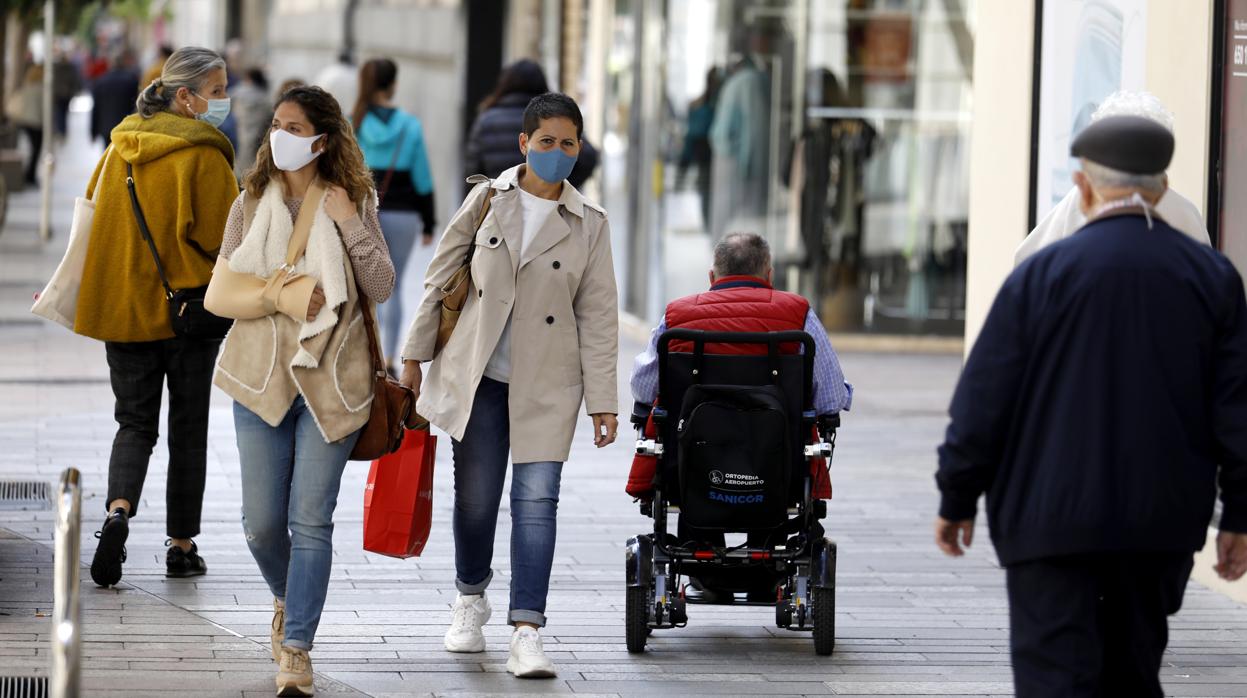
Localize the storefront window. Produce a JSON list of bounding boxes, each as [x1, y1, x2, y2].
[[598, 0, 974, 334], [807, 0, 973, 333]]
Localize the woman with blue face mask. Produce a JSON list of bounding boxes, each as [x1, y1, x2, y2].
[[79, 47, 239, 593], [400, 92, 620, 679]]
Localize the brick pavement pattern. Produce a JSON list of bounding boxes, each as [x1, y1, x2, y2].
[[2, 106, 1247, 697]]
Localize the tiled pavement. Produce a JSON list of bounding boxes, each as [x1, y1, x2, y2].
[[2, 107, 1247, 697]]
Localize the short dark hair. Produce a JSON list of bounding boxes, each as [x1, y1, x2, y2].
[[522, 92, 584, 140], [713, 233, 771, 278]]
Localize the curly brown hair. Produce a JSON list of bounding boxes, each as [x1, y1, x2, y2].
[[243, 85, 375, 206]]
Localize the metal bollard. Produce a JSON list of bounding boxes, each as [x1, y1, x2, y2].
[[51, 468, 81, 698]]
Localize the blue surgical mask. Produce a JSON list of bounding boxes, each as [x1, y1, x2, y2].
[[193, 93, 231, 128], [526, 146, 578, 183]]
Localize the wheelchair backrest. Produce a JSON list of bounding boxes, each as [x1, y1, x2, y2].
[[655, 330, 814, 503]]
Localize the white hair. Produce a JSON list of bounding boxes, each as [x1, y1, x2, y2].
[[1081, 159, 1166, 194], [1091, 91, 1175, 132]]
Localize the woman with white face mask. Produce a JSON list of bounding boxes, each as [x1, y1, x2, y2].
[[211, 85, 394, 697]]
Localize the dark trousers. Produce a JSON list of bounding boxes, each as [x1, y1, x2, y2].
[[1006, 552, 1194, 698], [20, 126, 41, 184], [105, 338, 220, 538]]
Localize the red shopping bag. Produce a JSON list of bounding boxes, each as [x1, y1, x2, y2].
[[363, 427, 436, 558]]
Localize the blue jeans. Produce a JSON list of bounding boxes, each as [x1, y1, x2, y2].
[[377, 209, 422, 363], [233, 397, 360, 650], [452, 377, 563, 627]]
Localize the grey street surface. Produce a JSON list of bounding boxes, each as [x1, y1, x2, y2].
[[2, 106, 1246, 697]]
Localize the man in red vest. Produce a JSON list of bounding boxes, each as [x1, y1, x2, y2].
[[628, 233, 851, 600]]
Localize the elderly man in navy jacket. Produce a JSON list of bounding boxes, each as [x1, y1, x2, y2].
[[936, 115, 1247, 697]]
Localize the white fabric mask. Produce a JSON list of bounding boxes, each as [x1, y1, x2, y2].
[[270, 129, 324, 172]]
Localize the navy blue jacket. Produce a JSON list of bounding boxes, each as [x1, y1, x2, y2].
[[937, 211, 1247, 566]]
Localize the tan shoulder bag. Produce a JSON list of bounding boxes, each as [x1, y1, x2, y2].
[[434, 185, 496, 355]]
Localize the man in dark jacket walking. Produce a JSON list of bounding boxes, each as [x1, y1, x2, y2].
[[935, 115, 1247, 697]]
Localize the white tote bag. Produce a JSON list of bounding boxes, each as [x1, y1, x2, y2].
[[31, 147, 112, 330]]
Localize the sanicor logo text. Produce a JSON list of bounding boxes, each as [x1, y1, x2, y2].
[[708, 491, 764, 504]]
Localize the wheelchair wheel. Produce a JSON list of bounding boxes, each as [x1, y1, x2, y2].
[[813, 586, 835, 655], [625, 586, 649, 653]]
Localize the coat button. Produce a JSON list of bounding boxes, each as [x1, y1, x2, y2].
[[546, 316, 554, 324], [478, 289, 483, 297], [552, 260, 561, 269], [489, 236, 498, 245]]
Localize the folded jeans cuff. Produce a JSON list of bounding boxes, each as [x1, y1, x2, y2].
[[455, 569, 493, 595], [508, 609, 547, 628]]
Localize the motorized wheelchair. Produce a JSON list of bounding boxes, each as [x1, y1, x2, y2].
[[625, 328, 840, 655]]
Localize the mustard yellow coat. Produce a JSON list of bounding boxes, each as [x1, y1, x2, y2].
[[75, 112, 237, 342]]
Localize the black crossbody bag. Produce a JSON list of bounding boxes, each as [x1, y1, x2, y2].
[[126, 162, 233, 341]]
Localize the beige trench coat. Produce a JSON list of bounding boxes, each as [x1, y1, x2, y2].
[[402, 166, 618, 463]]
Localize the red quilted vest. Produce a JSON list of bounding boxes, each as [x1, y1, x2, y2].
[[664, 276, 810, 354]]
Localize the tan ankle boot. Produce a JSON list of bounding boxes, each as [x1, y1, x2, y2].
[[276, 646, 313, 696], [271, 599, 285, 662]]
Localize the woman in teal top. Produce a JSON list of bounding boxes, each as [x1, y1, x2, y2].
[[352, 58, 437, 372]]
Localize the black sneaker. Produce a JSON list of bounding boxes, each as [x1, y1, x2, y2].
[[165, 540, 207, 578], [90, 509, 129, 588]]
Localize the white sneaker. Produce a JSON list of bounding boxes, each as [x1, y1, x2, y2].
[[443, 592, 491, 653], [506, 626, 557, 678]]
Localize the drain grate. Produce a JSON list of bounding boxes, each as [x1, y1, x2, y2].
[[0, 481, 51, 511], [0, 676, 48, 698]]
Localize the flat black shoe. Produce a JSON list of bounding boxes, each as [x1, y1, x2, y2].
[[165, 540, 207, 578], [90, 509, 129, 588]]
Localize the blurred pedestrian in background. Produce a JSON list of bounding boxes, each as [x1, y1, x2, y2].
[[6, 61, 44, 185], [464, 59, 598, 196], [277, 77, 307, 101], [315, 50, 358, 115], [90, 48, 140, 145], [140, 44, 174, 91], [51, 47, 82, 139], [710, 25, 774, 239], [232, 67, 272, 179], [936, 116, 1247, 696], [80, 47, 238, 590], [678, 66, 721, 228], [352, 57, 436, 371]]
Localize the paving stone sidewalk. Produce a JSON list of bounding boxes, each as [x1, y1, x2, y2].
[[2, 107, 1247, 697]]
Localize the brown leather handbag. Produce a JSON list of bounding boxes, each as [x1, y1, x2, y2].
[[434, 186, 496, 355], [349, 282, 418, 461]]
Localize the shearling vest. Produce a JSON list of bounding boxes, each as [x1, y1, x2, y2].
[[212, 193, 374, 444], [664, 276, 809, 355]]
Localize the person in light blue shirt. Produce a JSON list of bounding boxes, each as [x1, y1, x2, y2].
[[630, 235, 852, 417]]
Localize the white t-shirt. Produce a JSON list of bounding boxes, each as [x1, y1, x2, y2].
[[1015, 187, 1210, 266], [482, 188, 560, 383]]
